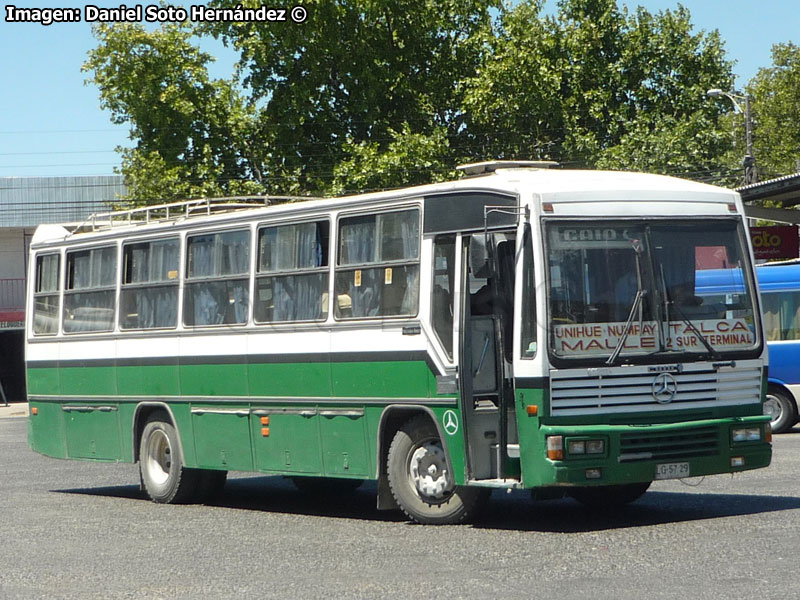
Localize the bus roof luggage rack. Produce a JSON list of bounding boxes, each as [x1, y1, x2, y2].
[[71, 195, 323, 234], [456, 160, 560, 177]]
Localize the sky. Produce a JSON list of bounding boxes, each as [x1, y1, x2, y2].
[[0, 0, 797, 179]]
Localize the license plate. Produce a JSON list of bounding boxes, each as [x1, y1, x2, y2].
[[654, 462, 690, 480]]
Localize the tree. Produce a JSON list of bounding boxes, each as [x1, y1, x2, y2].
[[198, 0, 499, 194], [86, 0, 743, 202], [463, 0, 736, 181], [748, 43, 800, 181], [84, 23, 263, 204]]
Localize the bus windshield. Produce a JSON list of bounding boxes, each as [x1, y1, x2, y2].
[[546, 219, 759, 363]]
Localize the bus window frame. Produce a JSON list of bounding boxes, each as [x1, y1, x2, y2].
[[541, 215, 763, 367], [333, 205, 422, 321], [119, 235, 181, 332], [62, 243, 118, 335], [253, 217, 331, 325], [183, 226, 252, 329], [32, 251, 62, 337]]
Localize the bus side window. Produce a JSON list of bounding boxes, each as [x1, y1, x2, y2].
[[334, 209, 420, 319], [63, 246, 117, 333], [431, 235, 455, 358], [255, 220, 329, 323], [33, 253, 60, 335], [120, 238, 179, 330], [762, 291, 800, 341], [520, 225, 537, 358], [184, 230, 250, 327]]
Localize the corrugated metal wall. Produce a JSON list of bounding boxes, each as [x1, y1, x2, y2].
[[0, 175, 126, 227]]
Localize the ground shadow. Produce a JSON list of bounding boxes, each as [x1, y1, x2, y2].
[[473, 489, 800, 532], [55, 476, 800, 531]]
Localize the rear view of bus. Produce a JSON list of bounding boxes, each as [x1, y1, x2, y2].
[[518, 169, 771, 506]]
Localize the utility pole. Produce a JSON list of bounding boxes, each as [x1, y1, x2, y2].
[[707, 88, 757, 184]]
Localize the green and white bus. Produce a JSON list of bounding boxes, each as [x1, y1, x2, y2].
[[26, 161, 772, 524]]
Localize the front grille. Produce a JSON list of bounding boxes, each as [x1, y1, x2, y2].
[[550, 360, 762, 417], [619, 426, 719, 462]]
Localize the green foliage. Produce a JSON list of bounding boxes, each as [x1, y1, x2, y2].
[[330, 125, 456, 195], [464, 0, 735, 179], [83, 22, 262, 204], [748, 43, 800, 181], [198, 0, 498, 194], [86, 0, 777, 203]]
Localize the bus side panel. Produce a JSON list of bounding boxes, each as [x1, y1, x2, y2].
[[331, 357, 432, 399], [319, 410, 370, 477], [191, 407, 254, 471], [248, 360, 332, 397], [56, 343, 122, 461], [26, 364, 60, 398], [251, 409, 323, 474], [179, 361, 249, 397], [117, 363, 180, 397], [27, 400, 68, 459], [63, 404, 123, 461], [59, 362, 117, 397], [766, 341, 800, 387], [514, 386, 548, 487], [330, 356, 435, 480]]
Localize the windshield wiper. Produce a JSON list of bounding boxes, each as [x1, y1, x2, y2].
[[606, 288, 646, 366], [658, 265, 721, 360], [607, 238, 646, 366], [667, 300, 722, 360]]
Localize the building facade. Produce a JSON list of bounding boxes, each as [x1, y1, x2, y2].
[[0, 175, 126, 401]]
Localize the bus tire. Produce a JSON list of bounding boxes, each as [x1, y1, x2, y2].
[[764, 387, 797, 434], [139, 414, 199, 504], [387, 415, 488, 525], [569, 482, 651, 508]]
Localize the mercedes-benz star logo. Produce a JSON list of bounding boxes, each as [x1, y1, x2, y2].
[[442, 410, 459, 435], [651, 373, 678, 404]]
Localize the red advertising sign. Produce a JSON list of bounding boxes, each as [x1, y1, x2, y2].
[[750, 225, 799, 260]]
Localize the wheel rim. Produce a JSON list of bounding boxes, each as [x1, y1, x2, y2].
[[408, 440, 454, 502], [764, 394, 782, 426], [144, 428, 172, 486]]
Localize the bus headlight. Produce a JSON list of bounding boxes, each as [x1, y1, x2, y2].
[[731, 427, 761, 443], [567, 438, 605, 456], [586, 439, 605, 454]]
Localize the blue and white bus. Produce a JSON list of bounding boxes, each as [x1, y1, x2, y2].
[[697, 261, 800, 433]]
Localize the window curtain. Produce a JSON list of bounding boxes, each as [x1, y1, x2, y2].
[[272, 223, 326, 321], [399, 213, 420, 314], [340, 218, 380, 317]]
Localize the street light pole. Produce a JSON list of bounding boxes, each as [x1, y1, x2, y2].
[[707, 88, 757, 184]]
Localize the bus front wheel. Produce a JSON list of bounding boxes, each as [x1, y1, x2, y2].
[[387, 415, 488, 525], [139, 413, 199, 504], [764, 387, 797, 434]]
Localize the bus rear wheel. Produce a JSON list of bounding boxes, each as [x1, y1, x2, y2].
[[764, 387, 797, 434], [387, 415, 488, 525], [139, 413, 199, 504]]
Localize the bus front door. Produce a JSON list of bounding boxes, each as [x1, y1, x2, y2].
[[459, 232, 518, 481]]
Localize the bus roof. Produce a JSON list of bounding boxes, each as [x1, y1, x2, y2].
[[31, 167, 741, 247]]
